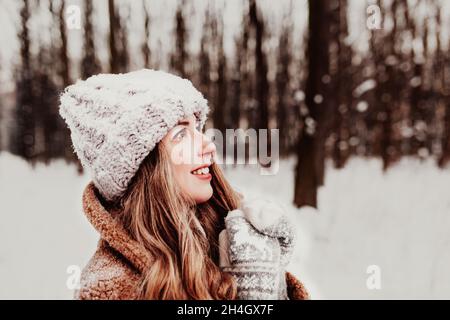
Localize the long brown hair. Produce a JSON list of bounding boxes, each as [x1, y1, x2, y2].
[[111, 142, 240, 299]]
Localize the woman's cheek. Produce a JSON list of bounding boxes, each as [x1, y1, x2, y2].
[[169, 139, 195, 166]]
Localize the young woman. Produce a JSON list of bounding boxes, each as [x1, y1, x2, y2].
[[60, 69, 309, 300]]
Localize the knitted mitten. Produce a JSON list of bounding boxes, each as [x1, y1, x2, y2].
[[219, 197, 296, 300], [239, 196, 296, 270]]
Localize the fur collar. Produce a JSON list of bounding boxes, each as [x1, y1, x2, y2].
[[82, 182, 152, 274]]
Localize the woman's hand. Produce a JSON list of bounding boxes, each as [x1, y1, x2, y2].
[[218, 196, 296, 300], [239, 195, 296, 268]]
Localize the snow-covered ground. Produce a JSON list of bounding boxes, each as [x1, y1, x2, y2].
[[1, 151, 450, 299]]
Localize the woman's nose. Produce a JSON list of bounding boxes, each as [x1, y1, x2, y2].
[[199, 132, 216, 160]]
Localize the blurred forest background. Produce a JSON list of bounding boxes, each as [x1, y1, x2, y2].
[[0, 0, 449, 208]]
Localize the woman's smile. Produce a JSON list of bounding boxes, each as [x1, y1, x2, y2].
[[190, 165, 212, 181]]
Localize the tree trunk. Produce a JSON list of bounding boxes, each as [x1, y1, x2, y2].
[[294, 0, 331, 208]]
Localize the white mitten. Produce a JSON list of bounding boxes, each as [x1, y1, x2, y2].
[[240, 196, 297, 268], [219, 195, 296, 300]]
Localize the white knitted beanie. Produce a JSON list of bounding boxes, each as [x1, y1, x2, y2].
[[59, 69, 209, 201]]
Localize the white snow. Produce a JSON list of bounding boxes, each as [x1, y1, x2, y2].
[[1, 151, 450, 299], [0, 152, 95, 299]]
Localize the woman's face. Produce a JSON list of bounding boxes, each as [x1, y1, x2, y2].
[[162, 115, 216, 204]]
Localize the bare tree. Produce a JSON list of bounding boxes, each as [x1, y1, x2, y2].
[[330, 0, 354, 168], [117, 4, 130, 72], [276, 7, 294, 156], [34, 42, 60, 163], [211, 10, 227, 135], [58, 0, 71, 87], [248, 0, 269, 142], [81, 0, 101, 79], [170, 0, 189, 77], [108, 0, 119, 73], [108, 0, 129, 73], [229, 36, 242, 130], [294, 0, 331, 208], [142, 0, 151, 68], [10, 0, 35, 160], [198, 6, 212, 99]]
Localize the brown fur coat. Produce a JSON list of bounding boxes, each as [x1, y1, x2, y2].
[[75, 182, 309, 300]]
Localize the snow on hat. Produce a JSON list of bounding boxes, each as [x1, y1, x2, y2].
[[59, 69, 209, 201]]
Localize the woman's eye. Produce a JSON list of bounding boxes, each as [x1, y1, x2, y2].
[[173, 128, 187, 141]]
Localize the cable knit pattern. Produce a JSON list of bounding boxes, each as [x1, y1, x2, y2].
[[78, 182, 309, 300], [59, 69, 209, 201], [222, 211, 282, 299], [219, 195, 300, 300], [241, 195, 297, 269]]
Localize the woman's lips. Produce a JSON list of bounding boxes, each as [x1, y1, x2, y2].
[[192, 172, 212, 181]]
